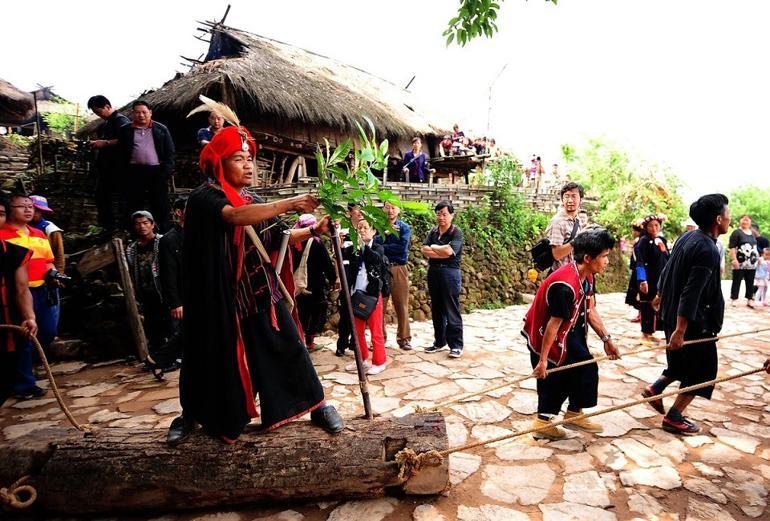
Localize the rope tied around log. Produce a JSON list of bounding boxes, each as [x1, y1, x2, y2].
[[0, 324, 88, 432], [418, 327, 770, 413], [396, 365, 768, 481], [0, 476, 37, 511], [395, 448, 444, 482]]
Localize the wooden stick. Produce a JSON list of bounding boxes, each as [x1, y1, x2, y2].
[[111, 238, 148, 362], [329, 221, 373, 419]]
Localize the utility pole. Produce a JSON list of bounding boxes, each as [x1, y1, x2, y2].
[[486, 63, 508, 137]]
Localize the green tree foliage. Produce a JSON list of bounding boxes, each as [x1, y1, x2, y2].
[[41, 97, 80, 136], [445, 0, 557, 46], [561, 139, 687, 240], [315, 117, 398, 244], [728, 186, 770, 231]]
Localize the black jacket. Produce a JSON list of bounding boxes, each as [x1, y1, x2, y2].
[[658, 229, 724, 335], [159, 224, 183, 309], [117, 120, 175, 177], [343, 242, 386, 297]]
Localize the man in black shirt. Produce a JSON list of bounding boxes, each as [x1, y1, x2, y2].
[[87, 95, 130, 233], [422, 201, 464, 358], [154, 198, 186, 374], [644, 194, 730, 435]]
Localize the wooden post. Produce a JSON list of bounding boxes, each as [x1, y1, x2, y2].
[[111, 238, 148, 361], [33, 91, 44, 176], [329, 221, 372, 420]]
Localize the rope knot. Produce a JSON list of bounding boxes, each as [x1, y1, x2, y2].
[[0, 476, 37, 510], [395, 448, 445, 482]]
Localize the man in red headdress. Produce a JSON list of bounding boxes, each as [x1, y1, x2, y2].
[[167, 125, 343, 445]]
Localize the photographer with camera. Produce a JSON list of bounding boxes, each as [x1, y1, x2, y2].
[[87, 95, 130, 233], [30, 195, 65, 273], [0, 194, 61, 399]]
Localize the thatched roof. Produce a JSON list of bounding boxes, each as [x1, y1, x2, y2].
[[0, 78, 34, 123], [83, 24, 451, 139]]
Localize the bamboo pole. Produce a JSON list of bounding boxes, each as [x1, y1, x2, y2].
[[329, 221, 372, 419]]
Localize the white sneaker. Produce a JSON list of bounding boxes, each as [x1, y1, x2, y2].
[[345, 360, 371, 373], [367, 363, 387, 375]]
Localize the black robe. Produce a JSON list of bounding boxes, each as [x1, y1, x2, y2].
[[657, 229, 723, 398], [179, 184, 325, 439]]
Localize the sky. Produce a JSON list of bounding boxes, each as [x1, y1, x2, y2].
[[2, 0, 769, 202]]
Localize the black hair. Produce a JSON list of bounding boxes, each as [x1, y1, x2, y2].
[[560, 182, 585, 199], [572, 227, 616, 264], [347, 202, 361, 210], [172, 197, 187, 211], [689, 193, 729, 229], [131, 100, 151, 111], [0, 195, 8, 216], [9, 192, 30, 202], [434, 200, 454, 214], [751, 223, 760, 231], [411, 136, 421, 144], [87, 95, 111, 110]]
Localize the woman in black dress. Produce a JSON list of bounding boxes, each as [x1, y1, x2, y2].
[[633, 214, 670, 342]]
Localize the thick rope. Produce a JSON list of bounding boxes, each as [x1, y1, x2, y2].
[[0, 324, 87, 432], [0, 475, 36, 511], [416, 327, 770, 412], [397, 366, 766, 480]]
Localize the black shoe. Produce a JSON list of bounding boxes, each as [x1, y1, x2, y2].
[[335, 347, 346, 357], [399, 341, 413, 351], [424, 344, 447, 354], [166, 415, 195, 446], [449, 348, 463, 358], [311, 405, 344, 434], [14, 386, 47, 400]]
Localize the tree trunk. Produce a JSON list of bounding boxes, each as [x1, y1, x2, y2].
[[0, 412, 448, 515]]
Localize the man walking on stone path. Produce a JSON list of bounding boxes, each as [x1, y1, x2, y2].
[[545, 182, 584, 272], [422, 201, 464, 359], [375, 201, 412, 350], [643, 194, 730, 435], [522, 226, 620, 440]]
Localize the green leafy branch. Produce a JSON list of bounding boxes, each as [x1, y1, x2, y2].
[[315, 116, 401, 245], [444, 0, 558, 46]]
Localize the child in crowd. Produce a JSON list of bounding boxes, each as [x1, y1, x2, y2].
[[755, 248, 770, 305]]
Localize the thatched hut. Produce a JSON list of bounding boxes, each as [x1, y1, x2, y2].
[[80, 22, 453, 187], [0, 78, 34, 126]]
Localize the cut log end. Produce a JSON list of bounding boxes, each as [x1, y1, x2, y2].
[[0, 412, 448, 514]]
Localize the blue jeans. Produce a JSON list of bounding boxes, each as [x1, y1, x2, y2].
[[14, 285, 59, 394], [427, 267, 463, 350]]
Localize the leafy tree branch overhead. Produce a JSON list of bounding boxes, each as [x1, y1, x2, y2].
[[445, 0, 558, 46]]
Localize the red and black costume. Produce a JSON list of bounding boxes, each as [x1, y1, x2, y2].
[[0, 240, 32, 406], [521, 262, 599, 415], [179, 126, 324, 440]]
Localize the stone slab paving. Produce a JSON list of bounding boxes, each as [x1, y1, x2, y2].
[[2, 287, 770, 520]]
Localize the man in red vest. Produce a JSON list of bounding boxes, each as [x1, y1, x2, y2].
[[522, 226, 620, 440]]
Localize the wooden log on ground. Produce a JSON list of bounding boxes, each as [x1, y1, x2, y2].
[[0, 412, 448, 515]]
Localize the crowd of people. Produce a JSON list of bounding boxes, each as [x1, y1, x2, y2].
[[4, 95, 770, 450]]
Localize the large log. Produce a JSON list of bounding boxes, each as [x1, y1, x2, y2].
[[0, 412, 448, 515]]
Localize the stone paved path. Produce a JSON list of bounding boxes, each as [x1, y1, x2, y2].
[[2, 286, 770, 520]]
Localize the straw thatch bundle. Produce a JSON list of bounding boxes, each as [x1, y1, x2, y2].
[[0, 78, 34, 123], [81, 25, 451, 140]]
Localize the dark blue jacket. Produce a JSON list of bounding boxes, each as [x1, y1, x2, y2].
[[375, 220, 410, 265]]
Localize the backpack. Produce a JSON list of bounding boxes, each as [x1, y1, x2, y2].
[[530, 219, 579, 271], [294, 238, 314, 296]]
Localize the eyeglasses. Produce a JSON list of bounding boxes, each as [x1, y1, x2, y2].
[[10, 205, 34, 209]]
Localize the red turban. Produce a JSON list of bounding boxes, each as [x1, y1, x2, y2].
[[199, 126, 258, 208]]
